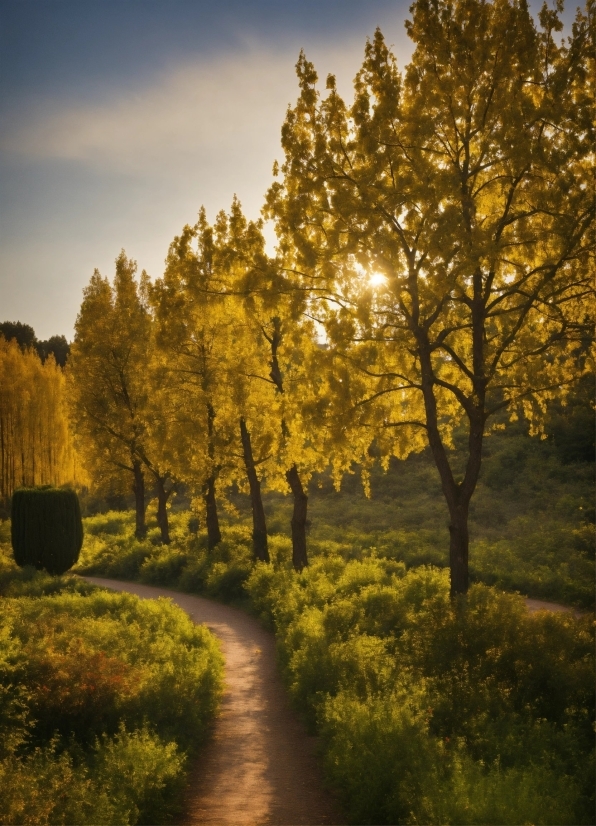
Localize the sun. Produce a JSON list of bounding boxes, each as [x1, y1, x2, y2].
[[369, 272, 387, 287]]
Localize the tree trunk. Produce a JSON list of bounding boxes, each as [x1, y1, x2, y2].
[[204, 476, 221, 550], [447, 404, 484, 597], [204, 400, 221, 550], [239, 417, 269, 563], [132, 459, 146, 539], [286, 464, 308, 571], [263, 319, 308, 570], [155, 476, 171, 545], [448, 501, 469, 597], [416, 334, 485, 598]]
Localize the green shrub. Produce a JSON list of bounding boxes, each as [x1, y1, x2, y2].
[[11, 487, 83, 575], [0, 586, 223, 824], [91, 725, 186, 826], [0, 541, 96, 599], [0, 727, 185, 826], [320, 686, 441, 824], [78, 533, 152, 580], [139, 546, 190, 586], [256, 560, 594, 825], [321, 689, 583, 825], [84, 511, 133, 537]]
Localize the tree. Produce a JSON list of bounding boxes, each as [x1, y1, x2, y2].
[[205, 203, 282, 563], [151, 214, 240, 550], [37, 335, 70, 367], [0, 321, 36, 350], [0, 336, 78, 506], [220, 199, 335, 570], [211, 201, 317, 568], [252, 313, 324, 571], [266, 0, 595, 594], [69, 253, 154, 539]]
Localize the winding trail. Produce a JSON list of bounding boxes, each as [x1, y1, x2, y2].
[[524, 597, 588, 619], [82, 578, 589, 823], [83, 577, 345, 826]]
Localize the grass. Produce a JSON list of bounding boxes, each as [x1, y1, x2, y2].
[[74, 427, 594, 609]]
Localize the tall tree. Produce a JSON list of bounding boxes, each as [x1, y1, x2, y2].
[[69, 253, 153, 538], [254, 313, 323, 571], [266, 0, 595, 594], [208, 203, 280, 562], [151, 214, 240, 550], [221, 199, 334, 570], [0, 336, 79, 505]]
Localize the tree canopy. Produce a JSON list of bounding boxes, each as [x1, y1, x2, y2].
[[54, 0, 594, 591], [69, 253, 154, 538], [265, 0, 595, 593]]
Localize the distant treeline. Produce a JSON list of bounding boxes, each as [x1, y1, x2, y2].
[[0, 320, 70, 367]]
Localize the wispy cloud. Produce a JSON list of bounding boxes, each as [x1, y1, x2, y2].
[[1, 40, 377, 177], [0, 30, 412, 339]]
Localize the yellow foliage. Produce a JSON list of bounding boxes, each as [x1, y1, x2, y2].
[[0, 337, 82, 501]]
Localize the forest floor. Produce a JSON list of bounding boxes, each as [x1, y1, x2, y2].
[[83, 577, 345, 826]]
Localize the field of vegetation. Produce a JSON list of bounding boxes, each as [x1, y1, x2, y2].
[[77, 424, 594, 610], [0, 522, 223, 826], [73, 426, 595, 825]]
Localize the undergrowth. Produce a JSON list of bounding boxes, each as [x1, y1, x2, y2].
[[246, 561, 594, 824], [0, 536, 223, 826], [73, 511, 594, 823]]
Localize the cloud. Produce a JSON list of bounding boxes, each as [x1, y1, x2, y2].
[[1, 40, 379, 178], [0, 30, 414, 340]]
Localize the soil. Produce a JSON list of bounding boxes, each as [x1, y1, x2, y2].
[[82, 577, 346, 826], [524, 597, 589, 619]]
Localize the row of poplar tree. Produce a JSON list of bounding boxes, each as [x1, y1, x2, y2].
[[7, 0, 595, 593], [0, 336, 80, 505], [68, 204, 338, 572]]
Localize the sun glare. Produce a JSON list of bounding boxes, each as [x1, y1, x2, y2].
[[369, 272, 387, 287]]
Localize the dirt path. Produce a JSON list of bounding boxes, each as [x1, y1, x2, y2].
[[524, 596, 589, 619], [83, 577, 345, 826]]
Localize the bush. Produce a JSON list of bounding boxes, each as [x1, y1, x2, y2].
[[11, 487, 83, 575], [0, 579, 223, 824], [0, 726, 185, 826], [322, 689, 582, 825], [246, 561, 594, 825]]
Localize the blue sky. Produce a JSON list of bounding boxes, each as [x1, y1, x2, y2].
[[0, 0, 578, 341], [0, 0, 413, 340]]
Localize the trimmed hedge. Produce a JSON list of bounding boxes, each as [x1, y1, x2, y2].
[[11, 487, 83, 575]]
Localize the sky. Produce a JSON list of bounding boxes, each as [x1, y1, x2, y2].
[[0, 0, 415, 341], [0, 0, 579, 342]]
